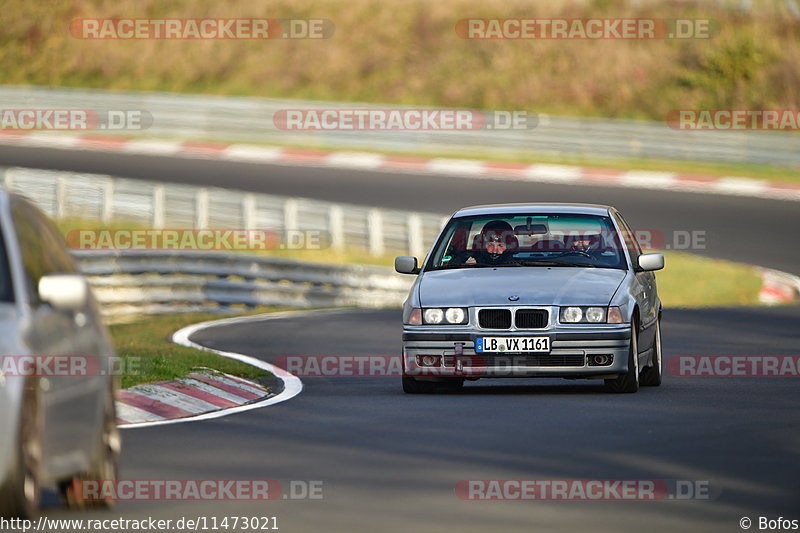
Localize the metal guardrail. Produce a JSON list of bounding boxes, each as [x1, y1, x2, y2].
[[71, 250, 413, 320], [0, 166, 448, 258], [2, 85, 798, 167], [1, 165, 427, 320]]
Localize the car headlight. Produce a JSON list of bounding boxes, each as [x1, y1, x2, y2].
[[560, 306, 622, 324], [423, 308, 445, 324], [411, 307, 469, 325], [445, 307, 466, 324], [585, 307, 606, 323], [561, 307, 583, 323]]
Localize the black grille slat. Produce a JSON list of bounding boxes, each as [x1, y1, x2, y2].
[[479, 309, 512, 329], [480, 354, 585, 367], [515, 309, 549, 329]]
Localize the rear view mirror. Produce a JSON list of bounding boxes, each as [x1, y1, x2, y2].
[[513, 223, 548, 236], [637, 253, 665, 272], [395, 256, 420, 275], [38, 274, 89, 311]]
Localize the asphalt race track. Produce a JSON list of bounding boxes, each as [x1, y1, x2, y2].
[[38, 306, 800, 533], [7, 146, 798, 532], [0, 144, 798, 274]]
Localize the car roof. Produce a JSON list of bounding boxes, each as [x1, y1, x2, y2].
[[452, 203, 614, 218]]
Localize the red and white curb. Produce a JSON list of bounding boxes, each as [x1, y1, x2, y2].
[[758, 268, 800, 305], [116, 368, 272, 426], [1, 131, 799, 202], [117, 310, 319, 429]]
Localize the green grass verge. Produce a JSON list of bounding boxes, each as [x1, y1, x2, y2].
[[655, 251, 763, 308], [8, 0, 799, 183], [111, 310, 284, 388], [5, 0, 799, 123]]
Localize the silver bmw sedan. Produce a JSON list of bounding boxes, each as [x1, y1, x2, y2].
[[395, 203, 664, 394]]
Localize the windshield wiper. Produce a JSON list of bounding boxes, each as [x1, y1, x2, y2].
[[431, 263, 492, 270]]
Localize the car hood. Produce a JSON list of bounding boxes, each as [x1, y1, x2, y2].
[[418, 267, 627, 307]]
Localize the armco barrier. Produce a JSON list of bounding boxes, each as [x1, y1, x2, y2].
[[72, 250, 413, 320], [1, 85, 798, 167], [0, 166, 447, 258]]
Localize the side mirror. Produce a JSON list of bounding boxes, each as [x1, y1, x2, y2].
[[637, 253, 664, 272], [395, 256, 420, 275], [38, 274, 89, 311]]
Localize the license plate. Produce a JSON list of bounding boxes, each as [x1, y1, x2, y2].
[[476, 337, 550, 353]]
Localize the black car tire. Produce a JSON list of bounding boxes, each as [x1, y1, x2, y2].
[[0, 380, 42, 518], [604, 323, 640, 393], [402, 375, 437, 394], [60, 385, 120, 509], [639, 319, 663, 387]]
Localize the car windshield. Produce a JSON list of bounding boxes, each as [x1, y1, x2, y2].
[[426, 213, 627, 271]]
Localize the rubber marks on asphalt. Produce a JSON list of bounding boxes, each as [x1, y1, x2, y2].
[[115, 368, 272, 426]]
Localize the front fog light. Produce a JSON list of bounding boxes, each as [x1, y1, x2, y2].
[[424, 308, 444, 324], [445, 307, 466, 324], [419, 355, 440, 367], [586, 307, 605, 323], [562, 307, 583, 323]]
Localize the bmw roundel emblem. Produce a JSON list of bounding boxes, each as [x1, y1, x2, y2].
[[508, 295, 520, 302]]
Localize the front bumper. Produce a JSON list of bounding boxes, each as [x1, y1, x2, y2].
[[402, 326, 631, 379]]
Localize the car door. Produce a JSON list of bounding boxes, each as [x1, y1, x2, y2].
[[613, 212, 657, 351], [11, 199, 103, 477]]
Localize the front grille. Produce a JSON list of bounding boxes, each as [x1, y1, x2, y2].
[[479, 354, 585, 367], [479, 309, 512, 329], [515, 309, 549, 329]]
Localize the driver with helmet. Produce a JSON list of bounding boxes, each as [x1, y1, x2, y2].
[[461, 220, 517, 266]]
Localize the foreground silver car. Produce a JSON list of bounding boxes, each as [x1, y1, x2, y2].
[[396, 203, 664, 394], [0, 190, 119, 517]]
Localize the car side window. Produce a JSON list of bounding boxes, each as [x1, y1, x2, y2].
[[613, 213, 642, 265], [0, 219, 14, 303], [11, 199, 77, 305], [39, 211, 79, 274]]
